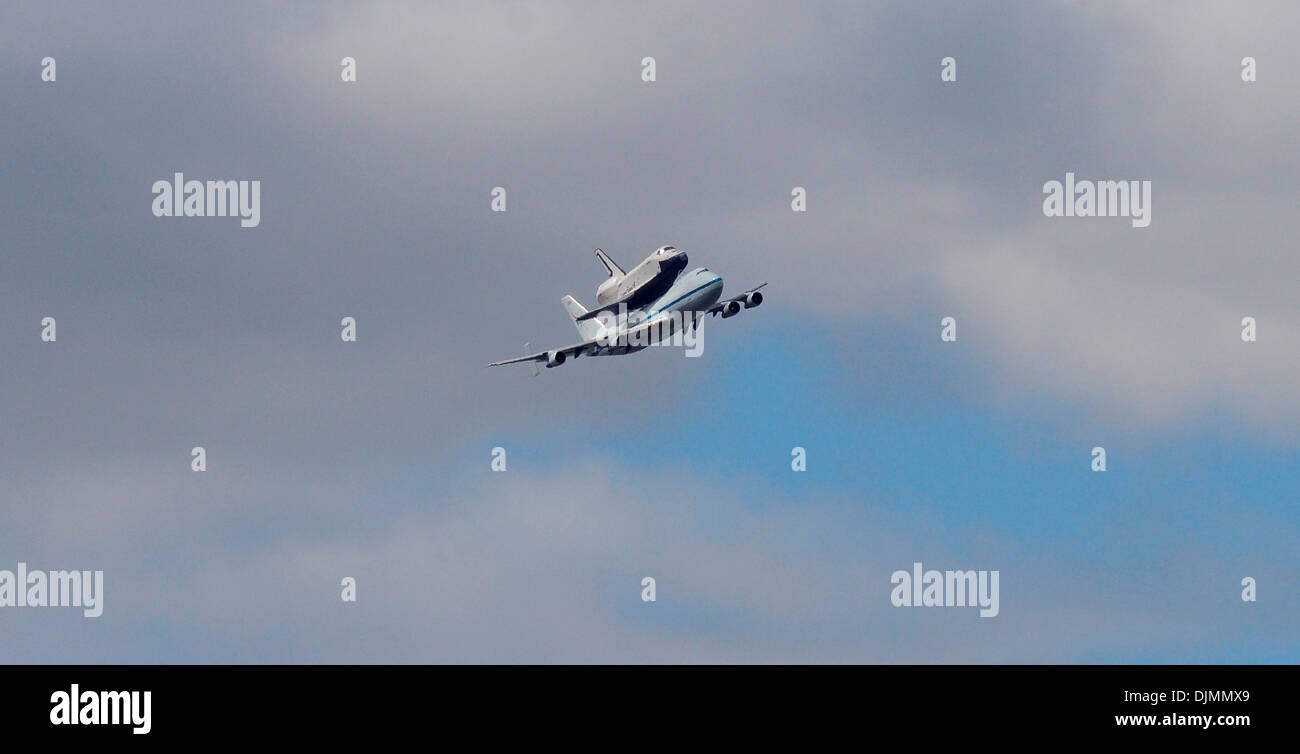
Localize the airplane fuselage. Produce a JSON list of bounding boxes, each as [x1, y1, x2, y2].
[[592, 266, 723, 353]]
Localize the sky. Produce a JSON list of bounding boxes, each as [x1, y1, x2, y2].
[[0, 0, 1296, 663]]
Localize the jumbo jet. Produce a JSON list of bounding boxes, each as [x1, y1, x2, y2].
[[489, 246, 765, 371]]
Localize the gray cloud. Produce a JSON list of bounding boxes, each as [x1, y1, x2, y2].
[[5, 458, 1288, 663]]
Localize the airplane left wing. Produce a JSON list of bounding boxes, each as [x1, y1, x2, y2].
[[708, 282, 767, 316]]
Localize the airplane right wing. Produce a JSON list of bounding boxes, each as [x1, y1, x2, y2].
[[488, 318, 667, 371], [488, 339, 596, 369]]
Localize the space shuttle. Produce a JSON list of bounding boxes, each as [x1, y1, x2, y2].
[[579, 246, 691, 321]]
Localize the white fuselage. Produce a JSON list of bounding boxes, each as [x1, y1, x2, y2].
[[591, 267, 723, 353]]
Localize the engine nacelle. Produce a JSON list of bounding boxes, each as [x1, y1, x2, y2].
[[545, 350, 567, 368], [720, 300, 742, 318], [743, 291, 764, 309]]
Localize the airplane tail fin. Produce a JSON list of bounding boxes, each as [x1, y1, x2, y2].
[[563, 295, 604, 340], [594, 248, 625, 278]]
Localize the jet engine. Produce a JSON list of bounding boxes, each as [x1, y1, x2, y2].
[[743, 291, 764, 308], [545, 350, 567, 368], [720, 300, 742, 318]]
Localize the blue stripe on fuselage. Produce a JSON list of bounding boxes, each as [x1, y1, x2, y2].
[[648, 276, 723, 318]]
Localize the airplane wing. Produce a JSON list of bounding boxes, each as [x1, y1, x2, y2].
[[488, 338, 595, 367], [488, 318, 669, 369], [708, 282, 767, 316]]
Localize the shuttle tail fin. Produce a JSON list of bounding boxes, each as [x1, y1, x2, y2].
[[563, 295, 604, 340], [594, 248, 625, 278]]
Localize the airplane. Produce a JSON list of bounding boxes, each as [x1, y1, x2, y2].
[[489, 246, 766, 371]]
